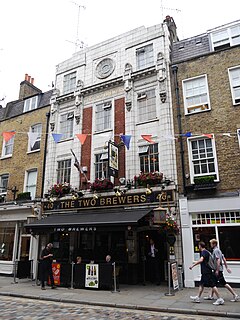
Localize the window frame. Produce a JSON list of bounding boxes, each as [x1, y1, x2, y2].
[[137, 89, 156, 122], [94, 153, 109, 179], [187, 136, 219, 184], [228, 66, 240, 105], [1, 135, 15, 157], [0, 174, 9, 194], [95, 101, 112, 133], [59, 112, 74, 140], [28, 123, 42, 152], [57, 159, 71, 184], [63, 71, 77, 95], [183, 74, 211, 115], [237, 129, 240, 148], [210, 23, 240, 51], [138, 143, 159, 173], [23, 96, 38, 113], [25, 169, 38, 200], [136, 43, 154, 70]]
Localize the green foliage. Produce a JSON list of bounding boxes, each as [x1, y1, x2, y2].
[[194, 175, 215, 185], [16, 192, 31, 200]]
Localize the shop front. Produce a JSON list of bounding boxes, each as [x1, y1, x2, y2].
[[180, 195, 240, 287], [26, 189, 177, 286]]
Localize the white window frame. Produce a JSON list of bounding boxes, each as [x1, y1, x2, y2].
[[59, 112, 74, 140], [0, 174, 9, 194], [210, 23, 240, 51], [137, 89, 156, 122], [23, 96, 38, 112], [1, 135, 15, 157], [95, 101, 112, 132], [136, 44, 154, 69], [28, 123, 42, 152], [187, 136, 219, 184], [63, 71, 77, 94], [94, 153, 109, 179], [237, 129, 240, 148], [25, 169, 37, 200], [183, 75, 211, 115], [138, 143, 159, 173], [57, 159, 71, 184], [228, 66, 240, 105]]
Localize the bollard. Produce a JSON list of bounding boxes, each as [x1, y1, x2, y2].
[[70, 261, 74, 290], [111, 262, 120, 293], [165, 261, 174, 296], [11, 260, 18, 284]]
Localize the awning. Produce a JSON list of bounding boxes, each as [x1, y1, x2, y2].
[[26, 207, 151, 230]]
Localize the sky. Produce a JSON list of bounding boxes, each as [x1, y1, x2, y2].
[[0, 0, 239, 105]]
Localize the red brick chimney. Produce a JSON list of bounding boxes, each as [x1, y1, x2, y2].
[[19, 73, 41, 100]]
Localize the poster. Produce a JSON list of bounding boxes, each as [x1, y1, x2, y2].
[[171, 262, 179, 290], [48, 263, 60, 286], [85, 264, 99, 288], [108, 141, 119, 177]]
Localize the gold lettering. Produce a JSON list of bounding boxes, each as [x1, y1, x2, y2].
[[65, 201, 71, 208], [71, 201, 75, 208], [106, 197, 112, 205], [140, 194, 147, 202], [117, 196, 127, 204], [78, 200, 82, 207], [133, 195, 140, 203], [91, 199, 96, 206], [127, 195, 133, 203], [112, 197, 118, 205], [100, 198, 105, 206], [83, 199, 90, 206]]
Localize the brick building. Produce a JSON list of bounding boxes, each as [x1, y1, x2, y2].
[[0, 75, 52, 275], [171, 20, 240, 287]]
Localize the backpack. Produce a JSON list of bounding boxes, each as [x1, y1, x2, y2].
[[205, 250, 217, 271]]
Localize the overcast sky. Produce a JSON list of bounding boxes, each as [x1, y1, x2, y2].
[[0, 0, 239, 104]]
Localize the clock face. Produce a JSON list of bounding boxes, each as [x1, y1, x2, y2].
[[96, 58, 115, 79]]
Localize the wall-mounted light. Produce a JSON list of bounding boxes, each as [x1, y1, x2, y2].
[[145, 184, 152, 195]]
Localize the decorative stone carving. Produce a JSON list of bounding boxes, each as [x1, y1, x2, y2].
[[123, 63, 133, 111], [156, 53, 167, 103], [96, 58, 115, 79]]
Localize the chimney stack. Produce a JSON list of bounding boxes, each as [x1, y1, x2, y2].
[[19, 73, 42, 100]]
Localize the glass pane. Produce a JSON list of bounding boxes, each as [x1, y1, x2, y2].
[[219, 226, 240, 260]]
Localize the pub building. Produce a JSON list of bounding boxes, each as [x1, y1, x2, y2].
[[26, 187, 179, 287]]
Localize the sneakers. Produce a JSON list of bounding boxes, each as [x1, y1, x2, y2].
[[213, 298, 224, 305], [190, 295, 201, 303], [230, 295, 240, 302], [41, 287, 46, 290], [204, 295, 214, 300]]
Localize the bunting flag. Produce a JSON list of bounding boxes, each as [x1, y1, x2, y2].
[[52, 133, 63, 143], [2, 131, 16, 142], [202, 134, 213, 139], [76, 134, 87, 145], [27, 132, 39, 149], [141, 135, 154, 143], [70, 149, 81, 172], [120, 135, 131, 150]]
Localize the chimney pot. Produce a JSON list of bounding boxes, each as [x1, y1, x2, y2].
[[27, 75, 31, 82], [25, 73, 28, 80], [31, 77, 34, 85]]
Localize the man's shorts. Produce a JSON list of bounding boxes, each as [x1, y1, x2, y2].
[[200, 272, 216, 288], [216, 271, 227, 286]]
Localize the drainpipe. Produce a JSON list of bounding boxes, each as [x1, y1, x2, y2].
[[41, 111, 50, 198], [171, 65, 186, 196]]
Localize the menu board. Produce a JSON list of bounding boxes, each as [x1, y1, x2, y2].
[[85, 264, 99, 288]]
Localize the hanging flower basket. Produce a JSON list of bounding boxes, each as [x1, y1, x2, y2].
[[90, 178, 114, 192], [48, 182, 72, 198], [134, 171, 163, 187], [161, 214, 180, 235]]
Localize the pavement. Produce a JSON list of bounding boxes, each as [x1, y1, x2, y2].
[[0, 276, 239, 319]]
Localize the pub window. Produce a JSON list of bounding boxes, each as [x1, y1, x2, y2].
[[57, 159, 71, 184], [60, 112, 74, 140], [137, 89, 156, 122], [94, 153, 108, 179], [136, 44, 154, 69], [139, 143, 159, 173]]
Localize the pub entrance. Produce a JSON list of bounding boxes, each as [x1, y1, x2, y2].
[[138, 230, 167, 285]]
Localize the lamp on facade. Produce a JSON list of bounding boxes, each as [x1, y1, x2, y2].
[[145, 184, 152, 195]]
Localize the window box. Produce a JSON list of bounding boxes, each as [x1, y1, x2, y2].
[[193, 175, 217, 190], [16, 192, 31, 201]]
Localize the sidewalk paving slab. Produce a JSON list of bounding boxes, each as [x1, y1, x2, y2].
[[0, 277, 239, 318]]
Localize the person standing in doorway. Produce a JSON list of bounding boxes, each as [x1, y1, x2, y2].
[[148, 238, 160, 285], [40, 243, 56, 290], [204, 239, 239, 302], [189, 241, 224, 305]]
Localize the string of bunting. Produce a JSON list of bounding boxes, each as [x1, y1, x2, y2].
[[1, 130, 240, 149]]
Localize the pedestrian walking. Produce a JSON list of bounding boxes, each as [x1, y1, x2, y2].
[[204, 239, 239, 302], [189, 241, 224, 305], [40, 243, 56, 290]]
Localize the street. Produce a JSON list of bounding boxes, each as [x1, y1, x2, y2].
[[0, 296, 236, 320]]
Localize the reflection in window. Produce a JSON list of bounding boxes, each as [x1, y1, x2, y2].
[[219, 227, 240, 261], [139, 143, 159, 173], [94, 153, 108, 179], [0, 222, 15, 261], [192, 227, 216, 252]]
